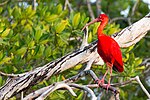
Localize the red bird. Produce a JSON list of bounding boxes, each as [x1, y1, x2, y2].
[[82, 14, 124, 89]]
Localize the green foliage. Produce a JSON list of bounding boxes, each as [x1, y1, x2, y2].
[[0, 0, 149, 100]]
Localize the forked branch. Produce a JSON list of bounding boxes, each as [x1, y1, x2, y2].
[[0, 13, 150, 100]]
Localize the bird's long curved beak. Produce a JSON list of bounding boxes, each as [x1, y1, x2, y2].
[[82, 18, 99, 31]]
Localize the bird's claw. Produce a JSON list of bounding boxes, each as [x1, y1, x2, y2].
[[95, 78, 105, 86], [106, 83, 110, 90]]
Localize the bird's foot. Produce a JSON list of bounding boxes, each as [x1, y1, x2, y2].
[[106, 83, 110, 90], [103, 83, 110, 91], [95, 78, 105, 86]]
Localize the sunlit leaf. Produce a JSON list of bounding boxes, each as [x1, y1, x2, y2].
[[135, 66, 145, 70], [15, 47, 27, 57], [1, 29, 10, 37], [35, 29, 42, 41], [56, 4, 62, 14], [55, 20, 68, 33], [74, 64, 82, 70], [72, 13, 80, 28], [0, 57, 11, 64], [45, 14, 58, 22]]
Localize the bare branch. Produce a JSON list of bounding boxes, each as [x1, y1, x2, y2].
[[112, 76, 150, 99], [135, 76, 150, 98], [131, 0, 140, 17], [96, 0, 101, 16], [35, 82, 76, 100], [64, 0, 73, 13], [0, 0, 9, 6], [0, 71, 20, 78], [81, 26, 89, 49], [86, 0, 95, 20], [0, 13, 150, 99], [109, 17, 128, 24], [32, 0, 36, 10], [69, 83, 97, 100], [112, 12, 150, 47]]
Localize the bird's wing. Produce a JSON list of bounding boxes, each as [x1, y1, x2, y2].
[[110, 39, 124, 72]]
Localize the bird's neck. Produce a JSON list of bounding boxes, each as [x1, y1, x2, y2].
[[97, 21, 107, 37]]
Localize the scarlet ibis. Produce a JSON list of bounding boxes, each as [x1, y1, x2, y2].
[[82, 14, 124, 89]]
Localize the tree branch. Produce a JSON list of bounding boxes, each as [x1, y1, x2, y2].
[[86, 0, 95, 20], [112, 76, 150, 98], [64, 0, 73, 13], [96, 0, 101, 16], [0, 0, 9, 6], [0, 13, 150, 99]]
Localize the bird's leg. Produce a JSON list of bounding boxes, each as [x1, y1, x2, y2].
[[105, 63, 113, 90], [96, 67, 109, 85]]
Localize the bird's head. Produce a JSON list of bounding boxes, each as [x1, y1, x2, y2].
[[97, 14, 109, 22], [82, 14, 109, 31]]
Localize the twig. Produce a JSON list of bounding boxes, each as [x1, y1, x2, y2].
[[64, 0, 73, 13], [0, 71, 20, 77], [112, 76, 150, 98], [135, 76, 150, 98], [0, 0, 9, 6], [109, 17, 128, 24], [32, 0, 36, 10], [86, 0, 95, 20], [114, 93, 120, 100], [69, 83, 97, 100], [81, 26, 89, 49], [131, 0, 140, 17], [96, 0, 101, 16], [141, 58, 150, 67], [35, 82, 77, 100], [0, 13, 150, 99], [21, 91, 23, 100], [128, 0, 140, 25], [66, 70, 119, 94]]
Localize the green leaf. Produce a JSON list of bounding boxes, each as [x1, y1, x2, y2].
[[56, 4, 62, 14], [39, 39, 49, 45], [35, 29, 42, 41], [11, 21, 18, 29], [21, 19, 26, 25], [126, 45, 134, 52], [88, 32, 93, 42], [72, 13, 80, 28], [135, 58, 143, 66], [16, 47, 27, 57], [135, 66, 145, 70], [55, 20, 68, 33], [74, 64, 82, 70], [93, 23, 99, 34], [0, 76, 3, 85], [44, 46, 52, 57], [28, 40, 35, 48], [0, 7, 3, 13], [76, 91, 84, 99], [25, 6, 36, 18], [0, 50, 4, 60], [1, 28, 10, 37], [45, 14, 58, 22], [13, 66, 18, 72], [0, 57, 11, 64], [12, 6, 21, 19]]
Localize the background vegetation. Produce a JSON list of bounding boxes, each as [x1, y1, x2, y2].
[[0, 0, 149, 99]]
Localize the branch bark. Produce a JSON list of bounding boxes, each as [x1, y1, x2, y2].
[[86, 0, 95, 20], [0, 13, 150, 100]]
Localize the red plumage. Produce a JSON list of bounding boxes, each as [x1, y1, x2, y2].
[[97, 35, 123, 72], [82, 14, 124, 89]]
